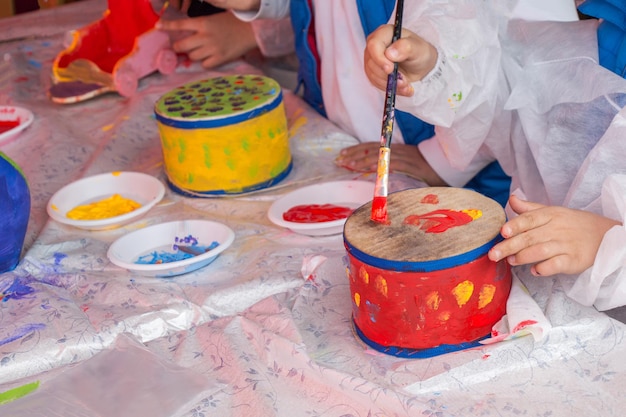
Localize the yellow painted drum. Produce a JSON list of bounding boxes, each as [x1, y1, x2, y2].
[[154, 75, 292, 196], [343, 187, 512, 358]]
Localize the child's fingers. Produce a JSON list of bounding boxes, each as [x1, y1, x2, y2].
[[157, 18, 195, 31], [488, 232, 522, 262], [488, 223, 551, 263], [335, 144, 379, 172], [365, 26, 396, 71], [395, 76, 414, 96], [508, 194, 545, 214], [505, 238, 562, 267], [530, 254, 571, 276], [364, 56, 391, 91], [500, 205, 551, 239]]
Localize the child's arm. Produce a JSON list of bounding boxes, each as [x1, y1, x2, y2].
[[488, 195, 621, 276], [200, 0, 290, 19], [335, 143, 447, 186], [362, 1, 509, 187]]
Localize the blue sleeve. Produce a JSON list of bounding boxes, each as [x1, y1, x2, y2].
[[579, 0, 626, 77]]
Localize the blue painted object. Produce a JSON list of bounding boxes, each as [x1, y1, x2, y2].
[[0, 152, 30, 273]]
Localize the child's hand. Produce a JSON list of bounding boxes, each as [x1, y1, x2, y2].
[[168, 0, 193, 13], [334, 143, 447, 186], [488, 195, 621, 276], [364, 25, 438, 97], [158, 13, 257, 69]]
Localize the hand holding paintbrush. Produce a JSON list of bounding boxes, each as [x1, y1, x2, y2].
[[370, 0, 405, 224]]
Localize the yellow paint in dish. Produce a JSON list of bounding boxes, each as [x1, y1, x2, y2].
[[67, 194, 141, 220]]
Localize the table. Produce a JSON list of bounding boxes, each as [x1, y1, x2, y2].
[[1, 2, 626, 416]]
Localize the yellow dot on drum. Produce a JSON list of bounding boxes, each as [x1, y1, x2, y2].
[[478, 284, 496, 309], [354, 292, 361, 307], [344, 267, 352, 281], [375, 276, 388, 298], [359, 266, 369, 284], [462, 209, 483, 220], [425, 291, 441, 311], [452, 280, 474, 308], [438, 311, 451, 321]]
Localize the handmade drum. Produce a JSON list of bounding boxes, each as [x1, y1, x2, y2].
[[154, 74, 292, 196], [343, 187, 511, 358]]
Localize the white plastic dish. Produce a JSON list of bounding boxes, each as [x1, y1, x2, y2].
[[47, 171, 165, 230], [0, 105, 34, 146], [267, 180, 375, 236], [107, 219, 235, 278]]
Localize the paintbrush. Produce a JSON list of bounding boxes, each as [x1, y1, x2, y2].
[[370, 0, 405, 224]]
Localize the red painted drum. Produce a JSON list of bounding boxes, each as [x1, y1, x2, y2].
[[343, 187, 511, 358]]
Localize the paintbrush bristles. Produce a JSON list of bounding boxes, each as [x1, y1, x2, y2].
[[371, 147, 391, 224]]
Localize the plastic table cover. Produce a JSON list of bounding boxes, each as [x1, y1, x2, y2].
[[0, 1, 625, 416]]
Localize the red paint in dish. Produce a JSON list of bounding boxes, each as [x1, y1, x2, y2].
[[0, 120, 20, 135], [283, 204, 353, 223]]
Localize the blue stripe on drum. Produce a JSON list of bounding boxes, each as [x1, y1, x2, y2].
[[352, 319, 486, 358], [343, 234, 502, 272], [154, 90, 283, 129], [166, 160, 293, 197]]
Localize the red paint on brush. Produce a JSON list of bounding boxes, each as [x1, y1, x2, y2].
[[283, 204, 353, 223], [371, 196, 389, 224], [0, 120, 20, 135]]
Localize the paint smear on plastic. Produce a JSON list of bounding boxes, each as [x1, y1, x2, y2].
[[0, 381, 40, 405]]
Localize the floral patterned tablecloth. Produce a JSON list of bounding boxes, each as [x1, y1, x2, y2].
[[0, 1, 625, 416]]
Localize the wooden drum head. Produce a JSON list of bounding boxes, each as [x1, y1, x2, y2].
[[344, 187, 505, 265]]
